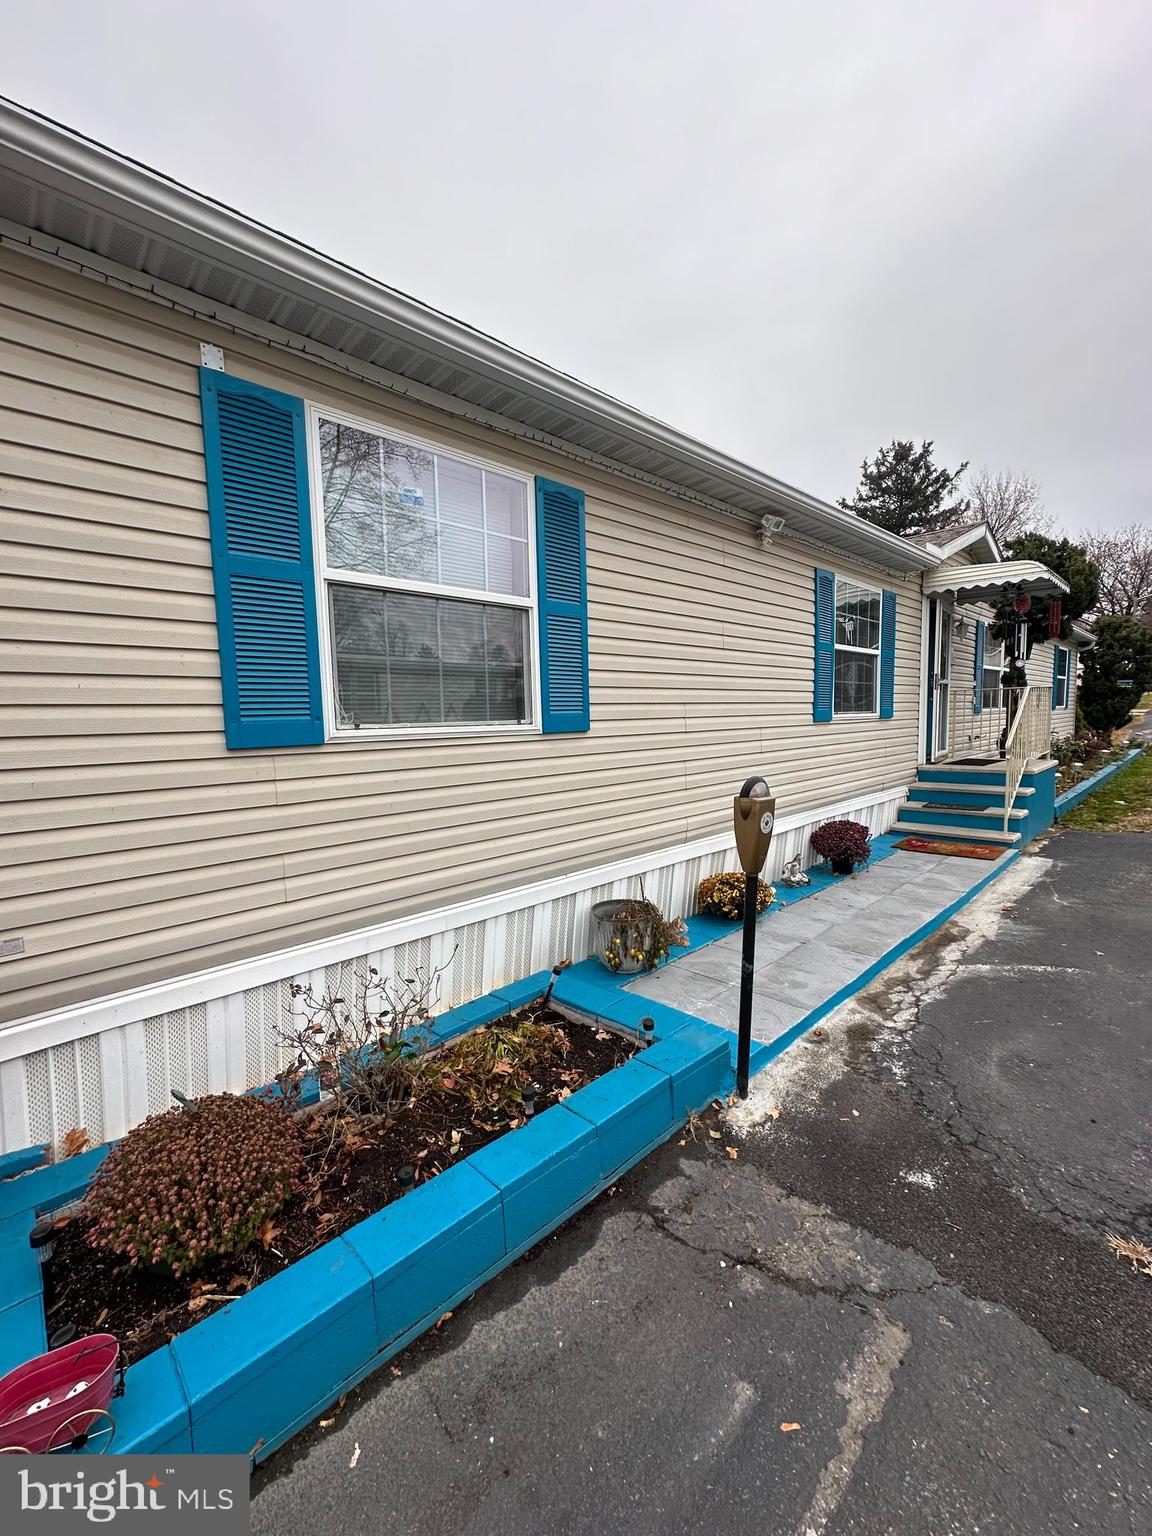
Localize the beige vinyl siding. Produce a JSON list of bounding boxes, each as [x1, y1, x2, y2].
[[0, 240, 923, 1023], [1028, 638, 1077, 739]]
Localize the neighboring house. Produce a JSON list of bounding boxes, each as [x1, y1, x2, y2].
[[0, 104, 1075, 1152]]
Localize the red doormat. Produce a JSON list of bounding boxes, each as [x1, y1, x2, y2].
[[893, 837, 1004, 861]]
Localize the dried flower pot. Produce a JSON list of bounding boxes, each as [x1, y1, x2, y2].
[[591, 898, 687, 975]]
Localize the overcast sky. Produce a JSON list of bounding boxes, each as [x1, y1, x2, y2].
[[3, 0, 1149, 532]]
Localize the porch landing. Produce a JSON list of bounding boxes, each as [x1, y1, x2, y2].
[[626, 847, 1005, 1048]]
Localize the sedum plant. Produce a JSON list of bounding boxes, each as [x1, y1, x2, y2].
[[84, 1094, 303, 1276], [695, 872, 776, 920]]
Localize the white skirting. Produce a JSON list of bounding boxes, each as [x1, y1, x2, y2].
[[0, 784, 907, 1154]]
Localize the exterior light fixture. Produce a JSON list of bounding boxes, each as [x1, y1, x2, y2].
[[731, 776, 778, 1098], [640, 1017, 656, 1047], [755, 515, 787, 547]]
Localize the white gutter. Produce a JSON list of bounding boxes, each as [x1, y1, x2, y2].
[[0, 96, 936, 573]]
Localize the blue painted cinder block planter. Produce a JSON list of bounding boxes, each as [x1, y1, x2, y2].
[[0, 969, 730, 1461]]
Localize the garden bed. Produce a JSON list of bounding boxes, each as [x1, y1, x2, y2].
[[41, 1002, 636, 1365]]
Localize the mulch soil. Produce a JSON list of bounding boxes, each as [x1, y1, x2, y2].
[[42, 1005, 637, 1365]]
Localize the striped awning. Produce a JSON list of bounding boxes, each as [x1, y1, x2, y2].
[[925, 560, 1068, 604]]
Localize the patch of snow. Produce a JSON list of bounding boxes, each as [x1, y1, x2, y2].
[[901, 1170, 938, 1189]]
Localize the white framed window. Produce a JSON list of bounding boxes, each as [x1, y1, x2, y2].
[[833, 577, 882, 716], [981, 638, 1005, 709], [310, 410, 538, 735], [1054, 646, 1071, 709]]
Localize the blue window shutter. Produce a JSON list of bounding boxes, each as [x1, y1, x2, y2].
[[973, 619, 986, 715], [813, 568, 835, 722], [534, 476, 590, 733], [199, 369, 324, 750], [1051, 646, 1061, 709], [879, 589, 897, 719]]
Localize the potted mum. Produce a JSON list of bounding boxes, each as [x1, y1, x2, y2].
[[696, 872, 776, 920], [810, 818, 871, 877]]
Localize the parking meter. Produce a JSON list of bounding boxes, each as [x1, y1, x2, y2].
[[732, 776, 776, 1099], [733, 776, 777, 876]]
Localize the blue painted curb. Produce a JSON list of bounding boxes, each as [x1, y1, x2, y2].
[[1055, 749, 1142, 817]]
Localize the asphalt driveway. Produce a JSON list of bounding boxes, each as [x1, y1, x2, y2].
[[252, 827, 1152, 1536]]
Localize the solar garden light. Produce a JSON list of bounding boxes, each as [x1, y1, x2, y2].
[[732, 776, 777, 1099], [521, 1084, 537, 1120], [398, 1165, 416, 1196], [29, 1213, 57, 1265], [640, 1017, 656, 1047]]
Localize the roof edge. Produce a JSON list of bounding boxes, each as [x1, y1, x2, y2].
[[0, 96, 937, 574]]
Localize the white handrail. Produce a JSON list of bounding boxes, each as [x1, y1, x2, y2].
[[1001, 686, 1051, 832]]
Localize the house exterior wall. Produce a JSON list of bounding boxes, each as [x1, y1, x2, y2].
[[931, 546, 1076, 755], [0, 240, 925, 1148], [1027, 638, 1077, 739]]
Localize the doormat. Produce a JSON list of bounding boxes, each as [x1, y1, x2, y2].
[[893, 837, 1004, 861]]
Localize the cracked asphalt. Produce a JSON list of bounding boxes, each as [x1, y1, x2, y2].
[[252, 828, 1152, 1536]]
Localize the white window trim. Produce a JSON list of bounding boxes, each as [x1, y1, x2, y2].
[[832, 573, 882, 720], [305, 404, 543, 741], [981, 635, 1005, 709], [1055, 646, 1071, 709]]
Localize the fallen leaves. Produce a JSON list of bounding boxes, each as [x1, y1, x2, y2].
[[725, 1146, 739, 1161], [765, 1106, 781, 1121], [1108, 1233, 1152, 1277], [779, 1422, 802, 1433], [258, 1219, 282, 1251], [60, 1127, 89, 1159]]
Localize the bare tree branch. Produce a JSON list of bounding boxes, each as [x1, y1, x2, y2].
[[966, 466, 1054, 542], [1080, 523, 1152, 617]]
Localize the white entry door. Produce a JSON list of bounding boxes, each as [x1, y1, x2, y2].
[[934, 604, 952, 758]]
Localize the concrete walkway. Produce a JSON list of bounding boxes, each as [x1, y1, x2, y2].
[[626, 848, 1000, 1045]]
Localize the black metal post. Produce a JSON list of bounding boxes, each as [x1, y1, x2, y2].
[[736, 870, 757, 1098]]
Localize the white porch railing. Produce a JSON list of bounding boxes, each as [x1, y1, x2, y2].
[[951, 686, 1013, 759], [1001, 686, 1052, 832]]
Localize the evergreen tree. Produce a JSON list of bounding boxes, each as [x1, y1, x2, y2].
[[838, 440, 970, 537], [1079, 616, 1152, 734]]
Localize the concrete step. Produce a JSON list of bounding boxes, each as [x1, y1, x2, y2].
[[908, 784, 1012, 811], [916, 762, 1010, 786], [908, 781, 1034, 799], [900, 803, 1028, 832], [891, 817, 1022, 846]]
